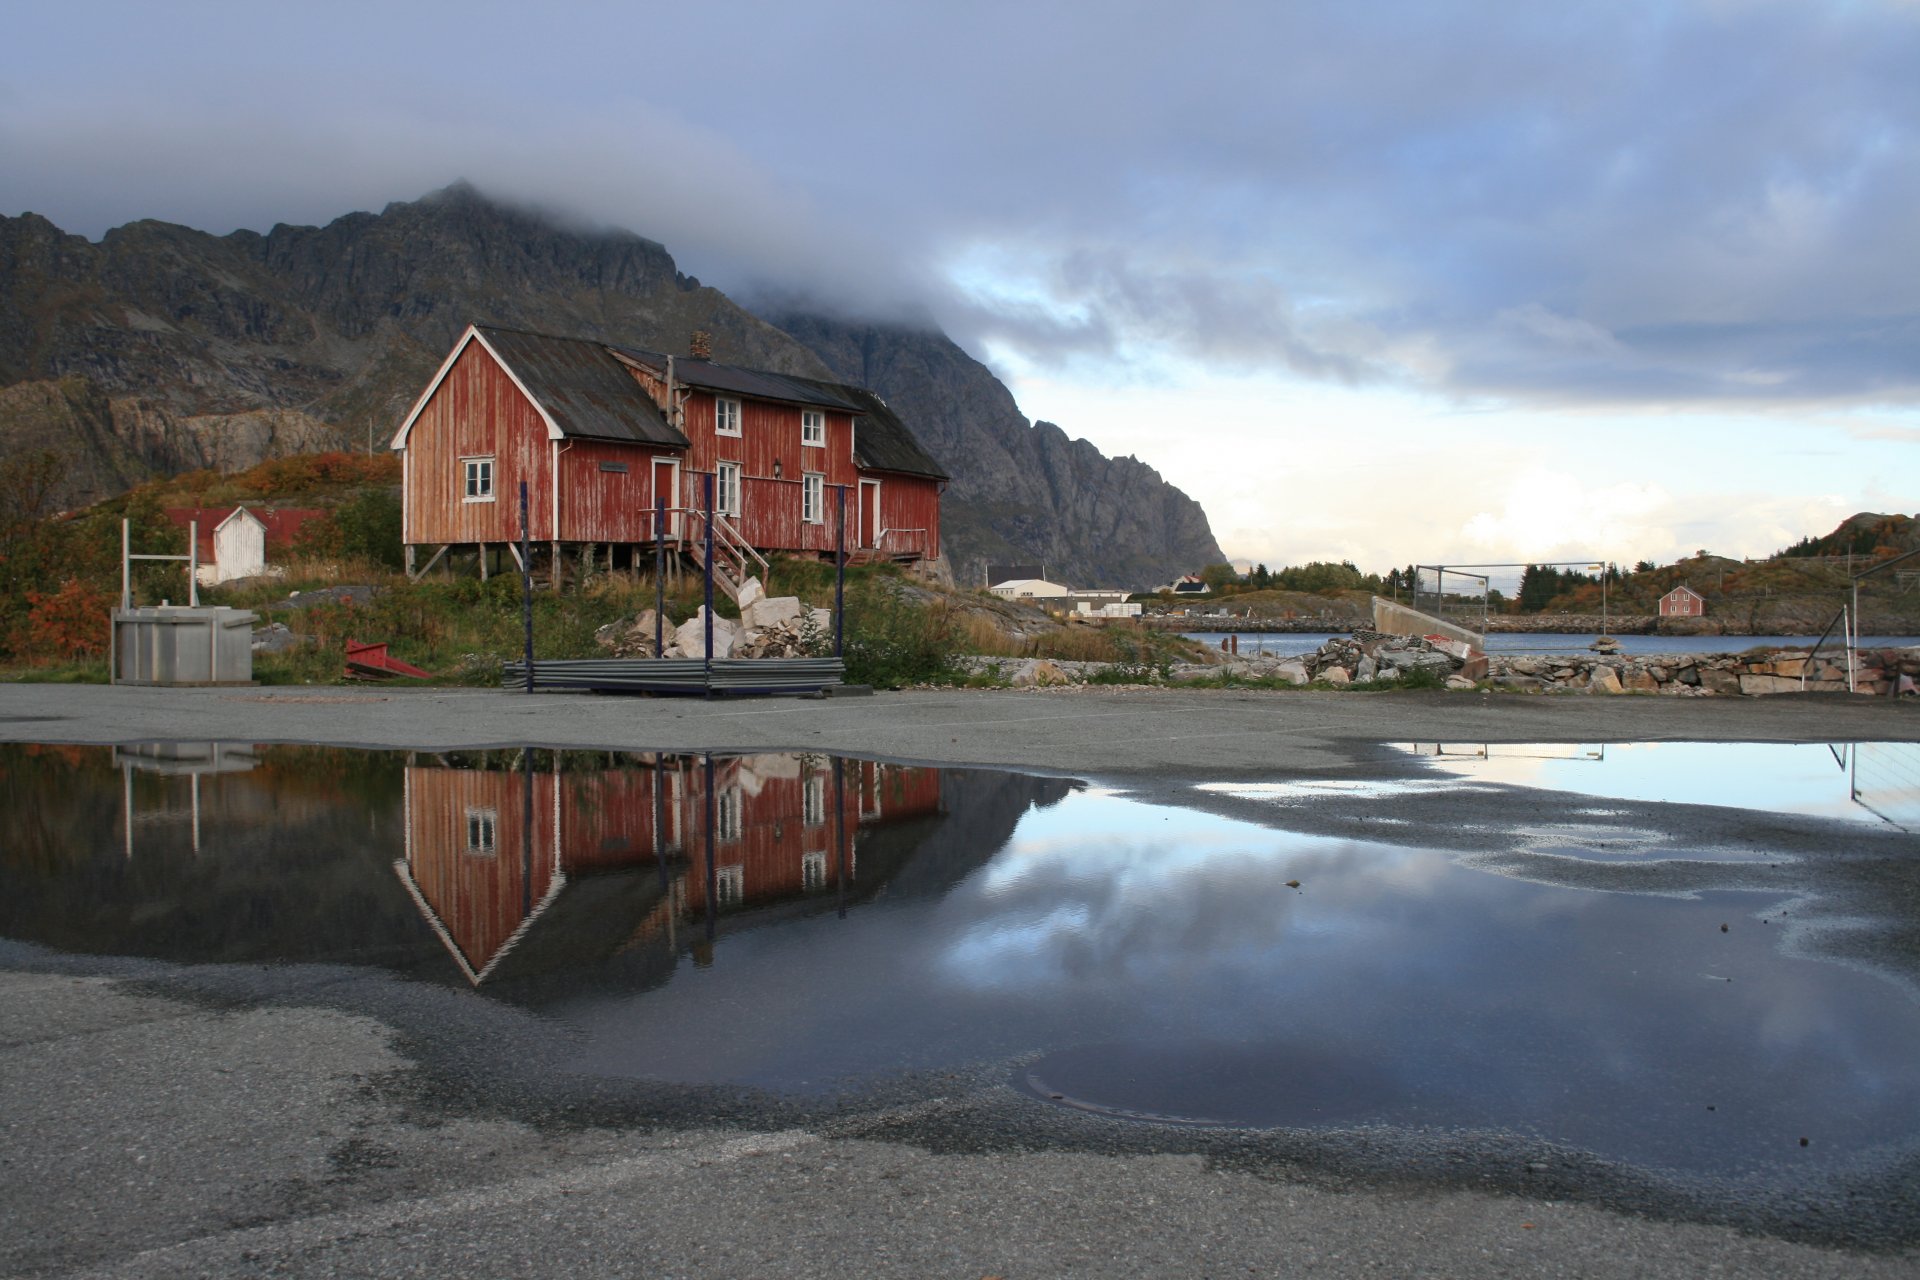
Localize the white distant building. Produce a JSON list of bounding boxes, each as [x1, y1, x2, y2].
[[1076, 601, 1142, 619], [989, 578, 1072, 600], [164, 505, 326, 585]]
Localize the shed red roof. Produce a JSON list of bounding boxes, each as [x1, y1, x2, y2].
[[163, 506, 327, 560]]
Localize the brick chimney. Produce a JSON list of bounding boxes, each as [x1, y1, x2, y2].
[[689, 329, 713, 360]]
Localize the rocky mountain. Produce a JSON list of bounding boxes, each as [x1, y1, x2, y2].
[[763, 312, 1223, 589], [0, 183, 1222, 588]]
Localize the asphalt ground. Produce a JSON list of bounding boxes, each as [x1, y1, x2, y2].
[[3, 683, 1917, 1278]]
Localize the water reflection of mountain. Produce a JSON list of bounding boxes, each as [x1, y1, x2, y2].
[[396, 752, 1070, 1002]]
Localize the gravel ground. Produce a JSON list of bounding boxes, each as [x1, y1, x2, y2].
[[2, 682, 1916, 1278]]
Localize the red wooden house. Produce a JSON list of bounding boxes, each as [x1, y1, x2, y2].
[[390, 325, 947, 588], [1658, 584, 1706, 617]]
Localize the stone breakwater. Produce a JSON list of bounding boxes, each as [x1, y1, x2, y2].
[[960, 632, 1920, 696]]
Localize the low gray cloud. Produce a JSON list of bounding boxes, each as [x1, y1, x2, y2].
[[3, 1, 1916, 408]]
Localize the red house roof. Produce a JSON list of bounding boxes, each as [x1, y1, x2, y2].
[[163, 506, 327, 560]]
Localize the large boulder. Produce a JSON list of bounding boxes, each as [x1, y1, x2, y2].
[[673, 608, 736, 659], [742, 594, 803, 631]]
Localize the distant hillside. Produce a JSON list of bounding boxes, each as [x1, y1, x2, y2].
[[1777, 512, 1918, 560], [0, 184, 1222, 588]]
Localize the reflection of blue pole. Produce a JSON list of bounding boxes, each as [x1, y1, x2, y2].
[[653, 758, 669, 891], [521, 747, 534, 915], [703, 752, 717, 944], [834, 755, 847, 920], [703, 473, 715, 688]]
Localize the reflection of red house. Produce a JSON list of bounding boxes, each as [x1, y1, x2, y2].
[[397, 752, 942, 983]]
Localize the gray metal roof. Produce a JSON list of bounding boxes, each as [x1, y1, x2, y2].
[[609, 347, 862, 413], [820, 382, 950, 481], [476, 327, 687, 447], [475, 328, 944, 479]]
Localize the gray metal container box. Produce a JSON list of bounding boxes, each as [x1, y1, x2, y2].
[[111, 607, 257, 686]]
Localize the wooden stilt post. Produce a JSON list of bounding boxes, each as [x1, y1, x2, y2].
[[703, 473, 716, 690]]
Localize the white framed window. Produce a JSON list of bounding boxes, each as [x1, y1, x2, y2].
[[716, 864, 745, 907], [715, 462, 742, 517], [801, 409, 825, 447], [802, 851, 827, 892], [462, 457, 495, 503], [802, 472, 824, 525], [464, 807, 497, 856], [715, 397, 742, 437], [716, 786, 742, 842], [803, 772, 826, 827]]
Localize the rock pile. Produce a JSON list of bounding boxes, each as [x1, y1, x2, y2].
[[593, 577, 830, 661], [1303, 630, 1481, 688], [1488, 647, 1918, 696]]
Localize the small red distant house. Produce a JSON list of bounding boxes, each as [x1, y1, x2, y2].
[[1658, 584, 1706, 617], [163, 505, 326, 585], [389, 325, 947, 586]]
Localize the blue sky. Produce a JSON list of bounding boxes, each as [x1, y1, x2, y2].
[[3, 1, 1915, 574]]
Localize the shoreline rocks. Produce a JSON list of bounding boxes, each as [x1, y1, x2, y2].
[[958, 638, 1920, 697]]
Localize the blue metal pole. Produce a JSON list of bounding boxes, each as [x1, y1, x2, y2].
[[834, 485, 846, 658], [703, 473, 715, 688], [520, 481, 533, 693], [654, 493, 666, 658]]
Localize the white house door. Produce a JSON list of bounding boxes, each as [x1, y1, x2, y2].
[[859, 480, 881, 549], [651, 459, 681, 538]]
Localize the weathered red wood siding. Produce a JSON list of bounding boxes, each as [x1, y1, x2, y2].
[[554, 439, 681, 544], [403, 343, 557, 545], [868, 474, 943, 561], [677, 390, 866, 556]]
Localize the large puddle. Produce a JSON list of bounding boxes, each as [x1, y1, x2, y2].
[[4, 740, 1918, 1183]]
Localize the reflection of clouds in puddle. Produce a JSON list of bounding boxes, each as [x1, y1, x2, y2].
[[1195, 779, 1490, 803], [944, 796, 1470, 994], [1396, 742, 1900, 827]]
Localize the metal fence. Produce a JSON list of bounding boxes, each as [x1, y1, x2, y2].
[[502, 657, 845, 696]]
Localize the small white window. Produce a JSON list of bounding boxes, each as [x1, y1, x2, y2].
[[802, 472, 824, 525], [716, 786, 742, 842], [462, 457, 495, 502], [465, 807, 497, 856], [802, 852, 827, 892], [715, 462, 742, 518], [716, 864, 745, 907], [801, 409, 825, 447], [803, 772, 826, 827], [715, 397, 742, 437]]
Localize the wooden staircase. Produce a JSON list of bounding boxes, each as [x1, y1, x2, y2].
[[676, 511, 770, 604]]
